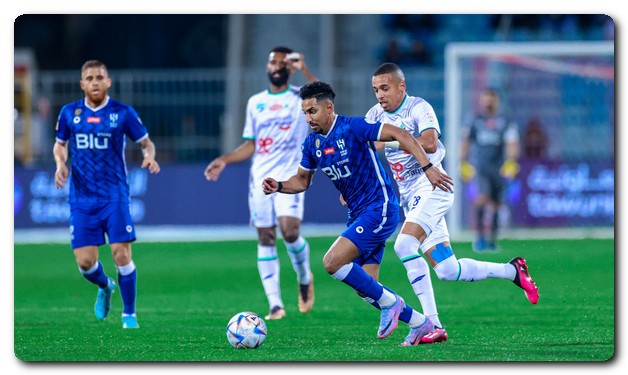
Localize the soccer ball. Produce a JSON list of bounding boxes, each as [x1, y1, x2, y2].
[[226, 311, 267, 349]]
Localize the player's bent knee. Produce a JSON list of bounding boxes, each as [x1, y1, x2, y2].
[[76, 258, 97, 271], [74, 252, 97, 270], [282, 230, 299, 244], [393, 233, 421, 259], [433, 255, 460, 281], [322, 254, 341, 275], [257, 230, 276, 246], [111, 243, 132, 266]]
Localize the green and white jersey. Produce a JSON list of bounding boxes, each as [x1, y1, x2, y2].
[[365, 95, 446, 197], [242, 85, 309, 188]]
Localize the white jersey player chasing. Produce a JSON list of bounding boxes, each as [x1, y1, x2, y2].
[[364, 63, 539, 344], [204, 46, 317, 320]]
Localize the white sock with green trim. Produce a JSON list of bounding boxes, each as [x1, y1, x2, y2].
[[257, 245, 282, 308], [394, 233, 442, 327], [285, 236, 311, 285]]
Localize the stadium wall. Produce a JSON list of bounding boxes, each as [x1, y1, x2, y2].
[[14, 162, 613, 244], [14, 163, 348, 229]]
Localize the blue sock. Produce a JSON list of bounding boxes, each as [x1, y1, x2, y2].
[[331, 263, 384, 301], [81, 261, 110, 289], [117, 263, 137, 315]]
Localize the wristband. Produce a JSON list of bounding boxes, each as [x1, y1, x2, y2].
[[384, 141, 400, 150], [277, 181, 283, 192], [421, 162, 433, 172]]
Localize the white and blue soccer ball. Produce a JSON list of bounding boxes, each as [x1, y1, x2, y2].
[[226, 311, 267, 349]]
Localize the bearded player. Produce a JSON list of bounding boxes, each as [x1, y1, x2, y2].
[[204, 46, 317, 320]]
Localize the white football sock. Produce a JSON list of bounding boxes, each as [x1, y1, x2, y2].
[[377, 288, 396, 307], [284, 236, 311, 285], [257, 245, 283, 308], [408, 310, 428, 328], [394, 234, 441, 326], [457, 258, 515, 281]]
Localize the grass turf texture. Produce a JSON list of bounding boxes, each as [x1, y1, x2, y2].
[[14, 238, 614, 361]]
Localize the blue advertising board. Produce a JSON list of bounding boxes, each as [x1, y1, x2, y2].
[[14, 163, 348, 229]]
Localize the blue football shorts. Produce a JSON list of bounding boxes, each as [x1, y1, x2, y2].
[[341, 206, 399, 266], [69, 201, 136, 249]]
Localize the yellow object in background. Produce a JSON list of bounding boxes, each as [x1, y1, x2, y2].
[[500, 158, 520, 179], [459, 160, 476, 182]]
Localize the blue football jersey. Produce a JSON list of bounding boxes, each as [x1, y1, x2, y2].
[[55, 97, 148, 203], [300, 115, 399, 219]]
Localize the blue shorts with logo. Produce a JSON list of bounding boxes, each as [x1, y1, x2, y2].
[[341, 206, 399, 266], [69, 201, 136, 249]]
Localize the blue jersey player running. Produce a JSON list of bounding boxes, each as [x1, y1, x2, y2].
[[53, 60, 161, 329], [262, 81, 454, 346]]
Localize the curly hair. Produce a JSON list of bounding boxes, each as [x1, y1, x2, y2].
[[298, 81, 336, 103]]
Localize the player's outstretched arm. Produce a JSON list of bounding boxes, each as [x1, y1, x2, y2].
[[262, 168, 313, 195], [53, 141, 69, 189], [204, 140, 255, 181]]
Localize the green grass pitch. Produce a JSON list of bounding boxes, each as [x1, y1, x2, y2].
[[14, 238, 614, 361]]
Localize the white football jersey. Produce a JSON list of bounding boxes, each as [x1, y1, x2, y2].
[[365, 95, 446, 197], [243, 85, 309, 186]]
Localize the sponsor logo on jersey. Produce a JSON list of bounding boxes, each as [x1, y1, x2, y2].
[[270, 104, 283, 111], [256, 103, 266, 112], [258, 116, 292, 131], [324, 147, 335, 155], [75, 133, 109, 149], [73, 116, 81, 124], [87, 116, 101, 124], [257, 137, 274, 154], [321, 164, 352, 181], [389, 161, 405, 181]]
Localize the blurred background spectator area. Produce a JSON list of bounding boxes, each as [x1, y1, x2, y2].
[[14, 14, 614, 234], [14, 14, 613, 167]]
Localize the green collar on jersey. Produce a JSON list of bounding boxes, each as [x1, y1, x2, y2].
[[384, 95, 408, 115], [267, 87, 290, 95]]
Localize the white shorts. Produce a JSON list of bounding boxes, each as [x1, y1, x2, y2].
[[401, 176, 454, 253], [248, 184, 305, 228]]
